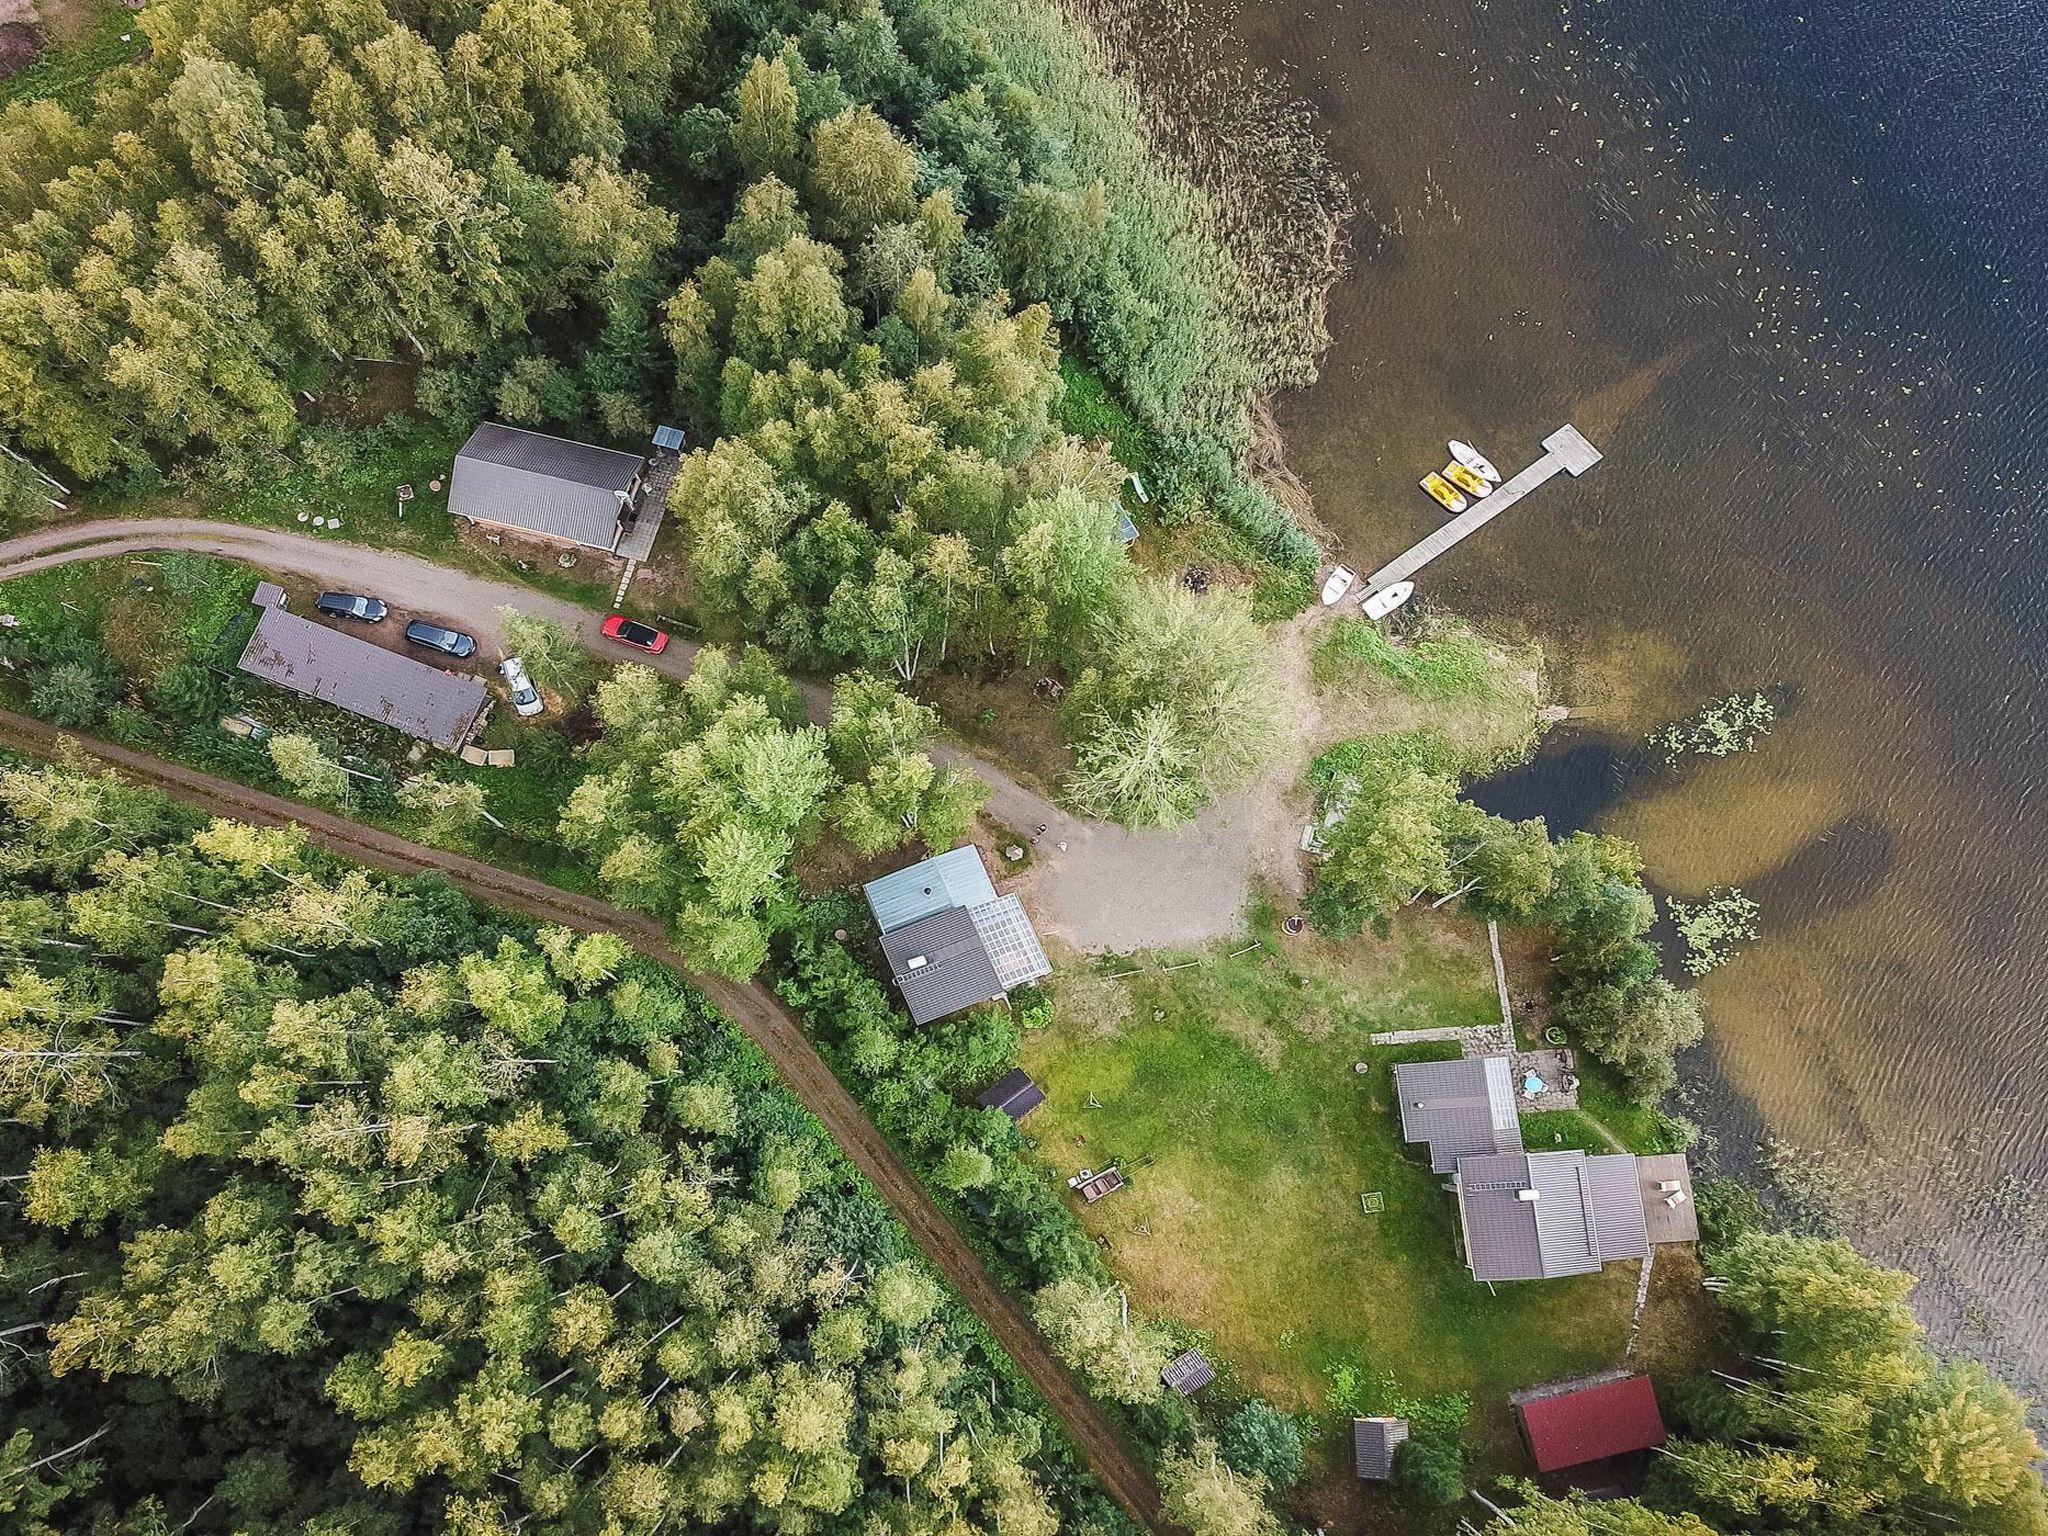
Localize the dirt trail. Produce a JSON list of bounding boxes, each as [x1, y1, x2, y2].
[[0, 706, 1169, 1535], [0, 517, 1311, 950]]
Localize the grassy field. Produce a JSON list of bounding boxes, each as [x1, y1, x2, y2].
[[1021, 907, 1645, 1469]]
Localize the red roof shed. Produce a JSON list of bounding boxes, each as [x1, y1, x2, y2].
[[1515, 1374, 1666, 1472]]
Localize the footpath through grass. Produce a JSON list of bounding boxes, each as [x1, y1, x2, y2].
[[1022, 910, 1642, 1468]]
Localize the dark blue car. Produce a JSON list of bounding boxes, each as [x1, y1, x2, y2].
[[404, 620, 477, 659]]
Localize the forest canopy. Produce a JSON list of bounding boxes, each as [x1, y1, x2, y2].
[[0, 760, 1118, 1536]]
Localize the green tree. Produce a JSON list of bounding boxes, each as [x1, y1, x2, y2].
[[1391, 1433, 1465, 1504], [1030, 1279, 1173, 1405], [496, 608, 591, 703], [1065, 579, 1278, 827], [1160, 1443, 1282, 1536], [1560, 976, 1705, 1102], [265, 733, 349, 804], [396, 775, 501, 842], [807, 107, 917, 241], [28, 660, 117, 728], [826, 674, 987, 855]]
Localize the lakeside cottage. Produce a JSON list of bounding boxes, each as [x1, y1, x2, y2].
[[862, 846, 1051, 1025], [1394, 1054, 1700, 1282]]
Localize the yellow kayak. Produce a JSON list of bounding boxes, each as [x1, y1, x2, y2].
[[1442, 461, 1492, 499], [1420, 472, 1468, 513]]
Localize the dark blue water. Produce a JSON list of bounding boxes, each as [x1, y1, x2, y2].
[[1586, 0, 2048, 628]]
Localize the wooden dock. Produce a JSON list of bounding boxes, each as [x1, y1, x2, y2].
[[1364, 425, 1602, 594]]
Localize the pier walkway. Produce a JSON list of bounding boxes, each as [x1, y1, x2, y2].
[[1364, 425, 1602, 593]]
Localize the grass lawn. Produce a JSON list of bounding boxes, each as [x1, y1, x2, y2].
[[1, 0, 145, 109], [1022, 909, 1644, 1471]]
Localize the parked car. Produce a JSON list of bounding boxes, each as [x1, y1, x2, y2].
[[499, 655, 544, 716], [404, 619, 477, 658], [602, 614, 668, 654], [315, 591, 387, 622]]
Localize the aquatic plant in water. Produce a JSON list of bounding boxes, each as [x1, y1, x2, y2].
[[1650, 692, 1775, 764], [1667, 886, 1761, 976]]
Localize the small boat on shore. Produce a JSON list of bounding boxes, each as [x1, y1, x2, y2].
[[1449, 439, 1502, 482], [1321, 564, 1356, 605], [1420, 472, 1467, 513], [1442, 461, 1492, 499], [1362, 580, 1414, 619]]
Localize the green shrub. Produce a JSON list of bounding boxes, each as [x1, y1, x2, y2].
[[1217, 1399, 1304, 1488]]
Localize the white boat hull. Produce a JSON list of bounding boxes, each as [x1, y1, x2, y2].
[[1362, 581, 1414, 619], [1449, 439, 1502, 483], [1321, 565, 1356, 605]]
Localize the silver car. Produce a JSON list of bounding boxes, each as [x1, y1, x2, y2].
[[499, 655, 544, 716]]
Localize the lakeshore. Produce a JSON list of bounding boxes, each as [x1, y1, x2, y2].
[[1133, 0, 2048, 1396]]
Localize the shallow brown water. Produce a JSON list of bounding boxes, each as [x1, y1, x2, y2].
[[1122, 0, 2048, 1387]]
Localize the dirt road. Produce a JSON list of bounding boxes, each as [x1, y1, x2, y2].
[[0, 517, 1299, 949], [0, 706, 1168, 1534]]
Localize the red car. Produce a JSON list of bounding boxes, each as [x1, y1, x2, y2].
[[602, 614, 669, 654]]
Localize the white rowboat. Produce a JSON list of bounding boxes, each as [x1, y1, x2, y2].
[[1449, 439, 1502, 483], [1321, 564, 1357, 605], [1362, 581, 1414, 620]]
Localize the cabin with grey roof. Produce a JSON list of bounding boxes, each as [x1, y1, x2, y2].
[[448, 421, 658, 553], [236, 589, 486, 751], [1454, 1150, 1649, 1282], [1393, 1056, 1524, 1173], [863, 848, 1051, 1025]]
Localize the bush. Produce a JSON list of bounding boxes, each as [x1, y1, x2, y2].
[[1217, 1400, 1303, 1489], [29, 659, 118, 727], [1391, 1432, 1464, 1504]]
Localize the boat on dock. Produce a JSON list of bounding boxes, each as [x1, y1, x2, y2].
[[1442, 462, 1492, 499], [1449, 440, 1502, 483], [1420, 472, 1468, 513], [1362, 580, 1414, 619], [1321, 564, 1357, 605]]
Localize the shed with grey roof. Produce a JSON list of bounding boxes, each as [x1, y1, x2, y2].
[[1161, 1349, 1215, 1396], [1454, 1150, 1649, 1282], [1394, 1056, 1524, 1173], [976, 1067, 1045, 1121], [449, 421, 649, 552], [236, 600, 485, 751], [1353, 1417, 1410, 1481]]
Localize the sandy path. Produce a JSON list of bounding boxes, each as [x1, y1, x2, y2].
[[0, 517, 1322, 950]]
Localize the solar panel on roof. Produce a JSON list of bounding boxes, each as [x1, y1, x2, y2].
[[969, 897, 1050, 988]]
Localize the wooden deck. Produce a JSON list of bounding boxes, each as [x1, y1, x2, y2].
[[1364, 425, 1602, 594]]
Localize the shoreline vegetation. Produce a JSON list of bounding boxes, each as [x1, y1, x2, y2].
[[0, 0, 2044, 1534]]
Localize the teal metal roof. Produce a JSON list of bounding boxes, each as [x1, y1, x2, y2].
[[863, 846, 997, 935]]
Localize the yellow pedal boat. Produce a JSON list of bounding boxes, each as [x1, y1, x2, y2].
[[1419, 471, 1468, 513], [1442, 461, 1492, 499]]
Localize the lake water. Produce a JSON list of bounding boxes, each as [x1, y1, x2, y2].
[[1131, 0, 2048, 1384]]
